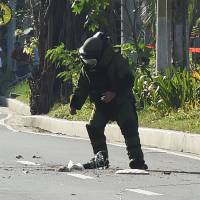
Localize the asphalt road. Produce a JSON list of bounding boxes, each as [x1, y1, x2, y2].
[[0, 108, 200, 200]]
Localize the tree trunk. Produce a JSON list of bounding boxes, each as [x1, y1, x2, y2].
[[172, 0, 189, 67], [156, 0, 172, 71], [29, 0, 84, 114]]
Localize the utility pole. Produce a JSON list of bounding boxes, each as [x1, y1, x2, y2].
[[6, 0, 16, 73], [156, 0, 172, 71], [156, 0, 189, 70], [172, 0, 189, 68]]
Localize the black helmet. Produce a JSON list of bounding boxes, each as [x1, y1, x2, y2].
[[79, 32, 109, 61]]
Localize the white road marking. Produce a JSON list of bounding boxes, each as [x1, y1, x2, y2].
[[126, 189, 163, 196], [116, 169, 149, 175], [16, 160, 40, 166], [0, 113, 19, 132], [67, 173, 94, 180], [144, 147, 200, 161], [108, 142, 200, 161]]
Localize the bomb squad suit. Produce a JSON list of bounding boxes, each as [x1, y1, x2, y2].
[[70, 32, 147, 169]]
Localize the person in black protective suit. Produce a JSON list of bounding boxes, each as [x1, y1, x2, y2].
[[69, 32, 148, 170]]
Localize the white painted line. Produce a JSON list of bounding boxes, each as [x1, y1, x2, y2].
[[144, 147, 200, 161], [126, 189, 163, 196], [0, 113, 12, 123], [67, 173, 94, 180], [0, 113, 19, 132], [16, 160, 40, 166], [108, 143, 200, 161]]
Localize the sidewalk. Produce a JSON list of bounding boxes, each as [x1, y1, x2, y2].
[[1, 96, 200, 155]]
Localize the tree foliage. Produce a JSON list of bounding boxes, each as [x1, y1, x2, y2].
[[45, 43, 82, 83], [19, 0, 200, 114], [71, 0, 110, 32]]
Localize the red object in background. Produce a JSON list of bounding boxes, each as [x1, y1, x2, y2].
[[146, 44, 200, 54], [146, 44, 156, 49], [189, 48, 200, 53]]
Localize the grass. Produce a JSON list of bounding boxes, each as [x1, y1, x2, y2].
[[4, 79, 200, 134], [7, 80, 30, 104], [49, 101, 92, 121], [49, 100, 200, 134], [139, 108, 200, 134], [0, 73, 30, 104]]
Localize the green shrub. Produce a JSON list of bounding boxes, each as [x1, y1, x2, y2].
[[45, 43, 82, 84], [8, 80, 30, 104], [46, 43, 200, 113], [153, 67, 200, 110]]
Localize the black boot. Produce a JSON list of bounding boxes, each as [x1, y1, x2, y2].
[[83, 151, 109, 169], [120, 119, 148, 170], [129, 159, 148, 170], [84, 124, 109, 169], [126, 137, 148, 170]]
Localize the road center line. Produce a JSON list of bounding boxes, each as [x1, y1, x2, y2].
[[67, 173, 94, 180], [16, 160, 40, 166], [126, 188, 164, 196]]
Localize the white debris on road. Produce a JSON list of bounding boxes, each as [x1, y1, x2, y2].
[[115, 169, 149, 175]]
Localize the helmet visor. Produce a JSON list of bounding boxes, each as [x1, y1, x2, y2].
[[81, 58, 97, 66]]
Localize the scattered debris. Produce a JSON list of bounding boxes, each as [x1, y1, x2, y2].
[[16, 155, 23, 159], [57, 166, 69, 172], [32, 155, 41, 159], [57, 160, 84, 172], [23, 170, 30, 174], [115, 169, 150, 175], [71, 194, 77, 196], [68, 160, 84, 171], [1, 176, 11, 179], [55, 132, 64, 135], [163, 171, 172, 175]]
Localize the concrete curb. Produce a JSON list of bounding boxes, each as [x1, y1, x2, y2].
[[1, 96, 200, 155], [0, 96, 31, 116]]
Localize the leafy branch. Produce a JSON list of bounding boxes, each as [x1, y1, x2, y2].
[[70, 0, 110, 32], [45, 43, 83, 83]]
